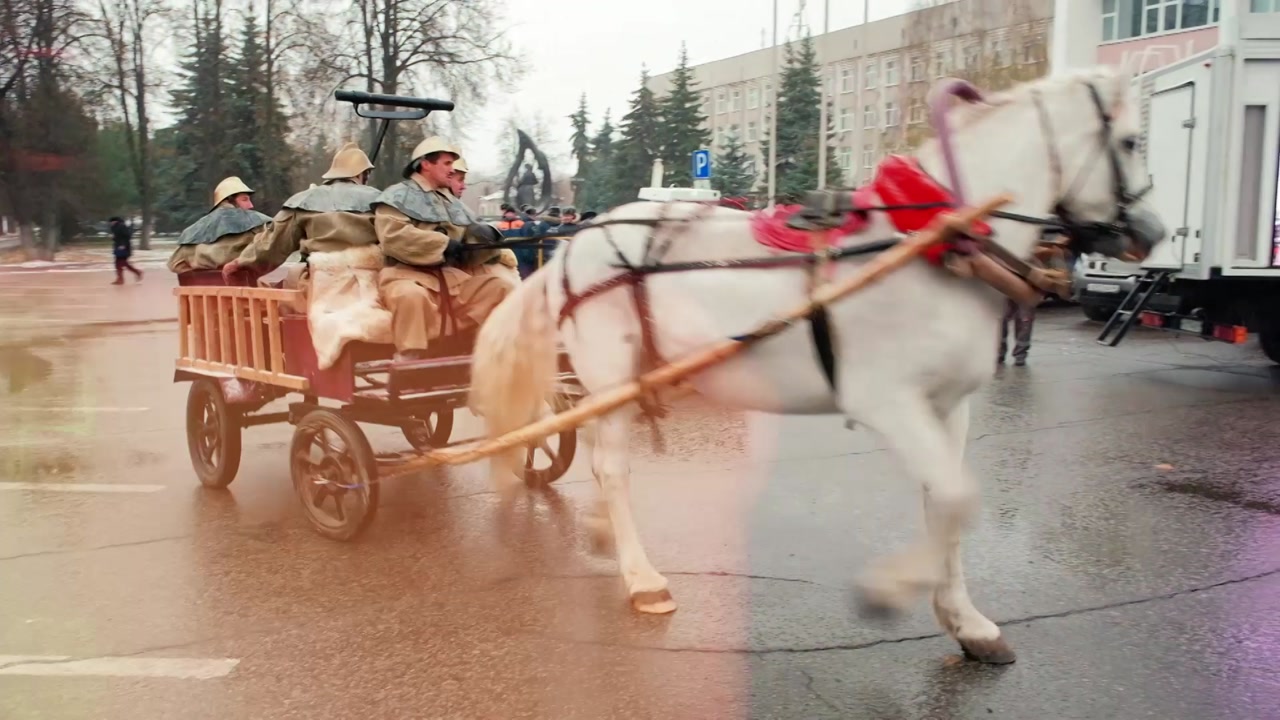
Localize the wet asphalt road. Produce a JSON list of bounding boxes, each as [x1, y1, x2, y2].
[[2, 265, 1280, 719]]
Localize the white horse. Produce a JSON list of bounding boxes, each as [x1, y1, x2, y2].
[[469, 67, 1166, 664]]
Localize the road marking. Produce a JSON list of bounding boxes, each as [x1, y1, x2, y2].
[[0, 482, 166, 493], [5, 407, 150, 413], [0, 655, 239, 679]]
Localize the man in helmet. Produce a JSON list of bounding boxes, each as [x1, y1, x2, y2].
[[222, 142, 381, 279], [373, 137, 512, 361], [448, 153, 519, 285], [167, 177, 272, 274]]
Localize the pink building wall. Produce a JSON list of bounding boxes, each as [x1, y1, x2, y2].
[[1096, 26, 1219, 75]]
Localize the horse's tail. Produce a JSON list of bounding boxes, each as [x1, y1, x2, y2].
[[469, 267, 559, 486]]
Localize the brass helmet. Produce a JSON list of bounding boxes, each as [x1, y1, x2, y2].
[[453, 156, 469, 174], [211, 176, 254, 211], [322, 142, 374, 181], [402, 136, 459, 178]]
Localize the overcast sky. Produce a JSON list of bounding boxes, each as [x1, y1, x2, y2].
[[464, 0, 915, 177]]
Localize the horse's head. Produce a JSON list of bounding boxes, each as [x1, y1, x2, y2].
[[1031, 67, 1166, 262]]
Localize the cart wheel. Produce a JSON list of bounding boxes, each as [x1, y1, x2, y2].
[[518, 393, 578, 488], [290, 408, 380, 541], [401, 408, 454, 450], [186, 378, 243, 489]]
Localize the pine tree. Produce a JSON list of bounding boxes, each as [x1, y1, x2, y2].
[[166, 0, 234, 221], [226, 13, 292, 212], [658, 44, 710, 187], [576, 110, 617, 211], [758, 35, 842, 203], [711, 132, 756, 197], [612, 68, 664, 203], [568, 94, 591, 179]]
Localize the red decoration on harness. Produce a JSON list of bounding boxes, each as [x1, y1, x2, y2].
[[749, 155, 990, 264]]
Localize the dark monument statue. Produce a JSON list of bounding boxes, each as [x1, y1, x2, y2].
[[502, 130, 554, 213]]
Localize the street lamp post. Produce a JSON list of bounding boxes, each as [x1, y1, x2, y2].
[[816, 0, 830, 189], [766, 0, 779, 208]]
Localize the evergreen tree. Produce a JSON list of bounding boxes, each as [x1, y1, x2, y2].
[[227, 12, 292, 212], [611, 68, 664, 203], [568, 93, 591, 179], [658, 44, 710, 186], [166, 0, 234, 221], [758, 35, 841, 203], [711, 132, 756, 197], [576, 110, 616, 211]]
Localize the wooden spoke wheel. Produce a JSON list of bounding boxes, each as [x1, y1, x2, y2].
[[517, 393, 578, 488], [290, 409, 380, 541], [401, 408, 455, 451], [185, 378, 243, 489]]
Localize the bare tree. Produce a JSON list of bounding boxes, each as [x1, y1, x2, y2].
[[88, 0, 166, 248], [305, 0, 520, 184]]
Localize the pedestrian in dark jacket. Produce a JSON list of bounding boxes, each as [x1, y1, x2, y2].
[[109, 217, 143, 284]]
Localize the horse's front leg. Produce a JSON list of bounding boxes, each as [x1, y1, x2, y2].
[[592, 410, 675, 614], [852, 395, 976, 613], [931, 397, 1015, 664]]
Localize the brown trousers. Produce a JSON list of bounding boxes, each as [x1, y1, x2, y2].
[[378, 264, 512, 352]]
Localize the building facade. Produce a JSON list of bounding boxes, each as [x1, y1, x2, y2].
[[649, 0, 1242, 191]]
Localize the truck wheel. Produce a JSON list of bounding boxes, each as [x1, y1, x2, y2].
[[1261, 329, 1280, 365], [1082, 304, 1116, 323]]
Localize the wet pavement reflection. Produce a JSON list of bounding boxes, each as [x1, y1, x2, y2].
[[2, 268, 1280, 719]]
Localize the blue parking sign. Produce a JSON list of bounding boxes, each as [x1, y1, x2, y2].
[[692, 149, 712, 180]]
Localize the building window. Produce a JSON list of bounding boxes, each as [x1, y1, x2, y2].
[[1254, 0, 1278, 11], [884, 101, 899, 128], [840, 66, 855, 93], [865, 61, 878, 89], [883, 57, 899, 86], [716, 90, 726, 114], [729, 124, 739, 141], [838, 147, 852, 171], [862, 144, 874, 169], [863, 104, 877, 128], [1102, 0, 1120, 39], [1106, 0, 1219, 41], [963, 42, 980, 70], [747, 121, 758, 142], [987, 36, 1009, 66], [748, 86, 759, 109], [715, 127, 726, 147], [764, 82, 774, 106], [838, 107, 853, 132], [730, 89, 742, 112], [909, 101, 925, 125], [934, 48, 952, 77], [909, 55, 924, 82]]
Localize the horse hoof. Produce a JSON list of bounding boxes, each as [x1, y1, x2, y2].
[[631, 589, 677, 615], [959, 636, 1017, 665]]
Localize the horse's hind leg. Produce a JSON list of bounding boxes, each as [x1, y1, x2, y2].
[[851, 394, 977, 614], [930, 397, 1015, 664], [591, 408, 675, 614]]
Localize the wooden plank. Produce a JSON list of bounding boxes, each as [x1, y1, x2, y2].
[[266, 299, 283, 374], [190, 296, 205, 361], [218, 296, 231, 364], [239, 287, 304, 303], [249, 298, 265, 371], [201, 295, 215, 361], [231, 297, 246, 366], [178, 295, 189, 359], [176, 359, 309, 391]]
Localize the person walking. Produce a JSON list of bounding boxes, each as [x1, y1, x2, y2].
[[997, 298, 1035, 366], [108, 217, 143, 284]]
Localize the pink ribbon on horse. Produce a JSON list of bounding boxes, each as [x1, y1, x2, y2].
[[928, 78, 985, 208]]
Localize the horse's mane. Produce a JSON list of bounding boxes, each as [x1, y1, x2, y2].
[[935, 66, 1128, 132]]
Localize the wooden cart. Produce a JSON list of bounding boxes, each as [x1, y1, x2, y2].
[[173, 270, 580, 540]]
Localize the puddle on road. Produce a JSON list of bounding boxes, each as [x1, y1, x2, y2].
[[0, 345, 53, 394], [1156, 477, 1280, 516], [0, 446, 82, 481]]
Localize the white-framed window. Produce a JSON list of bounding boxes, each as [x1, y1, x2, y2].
[[1102, 0, 1120, 40], [748, 86, 759, 109], [963, 42, 980, 70], [730, 89, 742, 111], [838, 107, 853, 132], [909, 55, 924, 82], [934, 48, 952, 77], [715, 126, 726, 147], [865, 60, 878, 89], [764, 82, 774, 106], [1254, 0, 1279, 11], [863, 104, 877, 128], [838, 147, 853, 171], [987, 36, 1009, 66], [728, 123, 739, 141], [840, 66, 855, 93], [716, 90, 726, 114], [884, 101, 899, 128], [909, 101, 925, 125], [1105, 0, 1219, 41], [747, 121, 758, 142], [883, 57, 899, 86], [1021, 36, 1043, 64], [862, 144, 874, 169]]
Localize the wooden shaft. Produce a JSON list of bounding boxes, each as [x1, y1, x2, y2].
[[383, 194, 1013, 478]]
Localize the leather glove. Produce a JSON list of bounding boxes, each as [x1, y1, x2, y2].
[[464, 222, 503, 246], [443, 239, 465, 265]]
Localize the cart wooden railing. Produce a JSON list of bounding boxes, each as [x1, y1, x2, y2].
[[175, 286, 310, 390]]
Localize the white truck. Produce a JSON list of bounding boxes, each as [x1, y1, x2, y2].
[[1074, 6, 1280, 362]]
